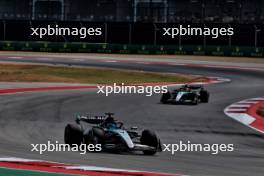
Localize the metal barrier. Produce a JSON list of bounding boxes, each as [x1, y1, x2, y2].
[[0, 41, 263, 58]]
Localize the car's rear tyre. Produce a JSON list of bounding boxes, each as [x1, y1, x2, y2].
[[160, 91, 171, 104], [84, 130, 100, 145], [200, 91, 209, 103], [64, 124, 83, 146], [140, 130, 159, 155]]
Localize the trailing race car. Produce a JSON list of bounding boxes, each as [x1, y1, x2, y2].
[[64, 113, 162, 155], [160, 84, 210, 105]]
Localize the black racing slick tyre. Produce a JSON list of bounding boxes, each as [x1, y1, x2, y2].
[[84, 130, 100, 145], [140, 130, 159, 155], [160, 91, 171, 104], [64, 124, 83, 146], [200, 91, 210, 103]]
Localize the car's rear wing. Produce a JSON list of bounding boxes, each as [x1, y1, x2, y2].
[[186, 84, 203, 90], [76, 115, 106, 124]]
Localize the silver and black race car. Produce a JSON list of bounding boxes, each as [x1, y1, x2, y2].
[[160, 84, 210, 105], [64, 113, 162, 155]]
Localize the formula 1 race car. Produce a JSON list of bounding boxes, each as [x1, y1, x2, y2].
[[160, 84, 209, 105], [64, 113, 162, 155]]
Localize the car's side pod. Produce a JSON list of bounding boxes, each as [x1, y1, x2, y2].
[[92, 127, 105, 139]]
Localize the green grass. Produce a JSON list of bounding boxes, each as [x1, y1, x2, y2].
[[0, 64, 206, 84], [0, 167, 77, 176]]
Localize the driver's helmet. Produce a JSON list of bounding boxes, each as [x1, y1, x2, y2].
[[183, 85, 188, 89]]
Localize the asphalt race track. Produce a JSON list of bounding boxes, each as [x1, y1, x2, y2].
[[0, 55, 264, 176]]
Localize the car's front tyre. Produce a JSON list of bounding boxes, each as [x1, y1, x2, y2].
[[160, 91, 171, 104], [200, 90, 210, 103], [140, 130, 159, 155]]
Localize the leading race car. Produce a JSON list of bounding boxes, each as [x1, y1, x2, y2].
[[64, 113, 162, 155], [160, 84, 210, 105]]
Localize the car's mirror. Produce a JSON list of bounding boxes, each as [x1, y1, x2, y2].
[[75, 115, 81, 124]]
